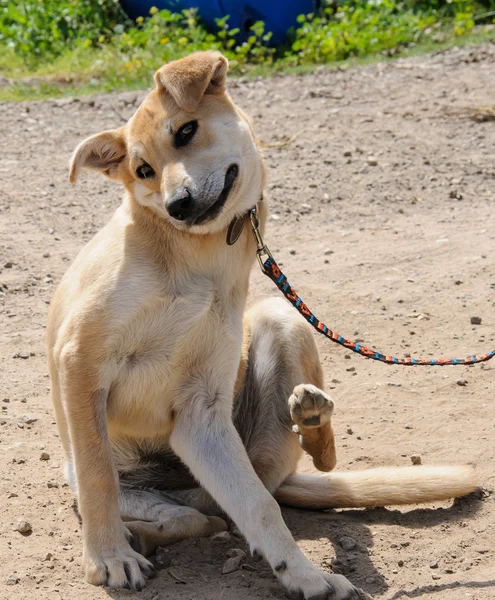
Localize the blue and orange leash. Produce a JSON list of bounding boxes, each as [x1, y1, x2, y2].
[[248, 206, 494, 367]]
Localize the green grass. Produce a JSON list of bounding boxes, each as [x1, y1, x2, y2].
[[1, 1, 494, 102]]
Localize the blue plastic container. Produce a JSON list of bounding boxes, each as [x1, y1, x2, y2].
[[120, 1, 319, 45]]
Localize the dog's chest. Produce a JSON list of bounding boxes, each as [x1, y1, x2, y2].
[[106, 274, 244, 438]]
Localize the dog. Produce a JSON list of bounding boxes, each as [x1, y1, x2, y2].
[[47, 51, 478, 600]]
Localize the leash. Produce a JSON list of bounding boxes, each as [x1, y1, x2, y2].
[[246, 206, 494, 366]]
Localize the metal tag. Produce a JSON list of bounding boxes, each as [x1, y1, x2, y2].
[[226, 216, 245, 246]]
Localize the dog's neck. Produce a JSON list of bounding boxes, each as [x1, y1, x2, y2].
[[122, 192, 266, 286]]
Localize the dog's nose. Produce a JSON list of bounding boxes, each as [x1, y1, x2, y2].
[[166, 187, 194, 221]]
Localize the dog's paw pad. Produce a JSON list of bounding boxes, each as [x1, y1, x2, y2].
[[289, 384, 333, 429]]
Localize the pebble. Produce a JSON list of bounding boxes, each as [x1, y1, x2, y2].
[[211, 531, 231, 544], [456, 379, 468, 387], [23, 415, 38, 424], [365, 577, 375, 584], [40, 452, 50, 461], [339, 536, 357, 551], [410, 454, 422, 465], [6, 574, 19, 585], [222, 556, 243, 574], [470, 316, 482, 325], [226, 548, 246, 559], [15, 519, 32, 534], [404, 424, 413, 430], [4, 261, 13, 268], [346, 428, 354, 435], [430, 560, 439, 569], [432, 574, 441, 580], [47, 481, 59, 488], [367, 156, 378, 166]]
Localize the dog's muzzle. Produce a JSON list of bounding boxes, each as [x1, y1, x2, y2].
[[166, 164, 239, 225]]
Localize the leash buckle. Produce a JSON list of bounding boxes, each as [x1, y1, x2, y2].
[[249, 206, 272, 273]]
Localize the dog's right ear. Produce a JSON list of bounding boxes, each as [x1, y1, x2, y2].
[[69, 128, 127, 184]]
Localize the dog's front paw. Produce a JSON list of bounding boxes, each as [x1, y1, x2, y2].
[[84, 541, 155, 590], [289, 384, 334, 431], [278, 560, 369, 600]]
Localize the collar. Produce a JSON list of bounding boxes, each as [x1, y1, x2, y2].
[[226, 195, 263, 246]]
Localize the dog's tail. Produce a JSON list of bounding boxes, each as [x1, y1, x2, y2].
[[274, 465, 478, 509]]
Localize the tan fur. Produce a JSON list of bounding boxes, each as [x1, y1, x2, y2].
[[47, 51, 478, 599], [276, 465, 478, 509]]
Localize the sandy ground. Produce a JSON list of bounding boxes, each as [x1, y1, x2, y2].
[[1, 43, 494, 600]]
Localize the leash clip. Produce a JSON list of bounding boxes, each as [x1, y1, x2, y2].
[[249, 206, 272, 273]]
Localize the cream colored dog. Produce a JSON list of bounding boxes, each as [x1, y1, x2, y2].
[[47, 51, 477, 600]]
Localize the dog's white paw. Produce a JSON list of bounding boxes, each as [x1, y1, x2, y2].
[[289, 383, 334, 431], [276, 559, 369, 600]]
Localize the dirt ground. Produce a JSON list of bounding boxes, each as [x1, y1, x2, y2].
[[1, 43, 494, 600]]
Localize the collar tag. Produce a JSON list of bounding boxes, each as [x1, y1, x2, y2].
[[226, 216, 245, 246]]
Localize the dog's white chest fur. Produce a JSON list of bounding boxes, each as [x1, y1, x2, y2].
[[106, 272, 244, 439]]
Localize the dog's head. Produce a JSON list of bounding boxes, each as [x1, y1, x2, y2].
[[69, 51, 264, 233]]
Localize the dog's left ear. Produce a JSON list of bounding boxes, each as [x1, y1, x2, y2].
[[154, 51, 228, 112]]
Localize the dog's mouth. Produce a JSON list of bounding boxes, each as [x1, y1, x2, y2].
[[194, 164, 239, 225]]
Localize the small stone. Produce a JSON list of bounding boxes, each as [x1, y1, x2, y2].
[[40, 452, 50, 461], [222, 556, 243, 574], [47, 481, 59, 488], [367, 156, 378, 166], [15, 519, 32, 534], [289, 249, 296, 255], [456, 379, 468, 387], [324, 249, 334, 256], [6, 574, 20, 585], [4, 261, 13, 269], [432, 574, 441, 580], [430, 560, 439, 569], [365, 577, 375, 584], [445, 568, 455, 574], [339, 536, 357, 551], [211, 531, 231, 544], [410, 454, 422, 465], [398, 560, 404, 567], [17, 352, 30, 360], [270, 214, 280, 221], [226, 548, 246, 559], [43, 252, 50, 258], [23, 415, 38, 424], [346, 428, 353, 435], [404, 424, 413, 430], [343, 150, 352, 157], [44, 553, 53, 561], [470, 316, 482, 325]]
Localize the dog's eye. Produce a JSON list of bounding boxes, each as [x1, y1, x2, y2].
[[175, 121, 198, 148], [136, 162, 155, 179]]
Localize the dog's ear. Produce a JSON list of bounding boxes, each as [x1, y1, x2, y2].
[[154, 51, 228, 112], [69, 128, 127, 184]]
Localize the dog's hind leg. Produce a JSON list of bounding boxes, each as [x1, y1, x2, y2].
[[288, 384, 337, 472], [243, 297, 337, 474], [119, 487, 227, 557]]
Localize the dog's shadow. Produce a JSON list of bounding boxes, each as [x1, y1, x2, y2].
[[102, 492, 483, 600], [284, 490, 483, 597]]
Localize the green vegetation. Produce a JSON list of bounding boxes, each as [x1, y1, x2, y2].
[[1, 0, 494, 101]]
